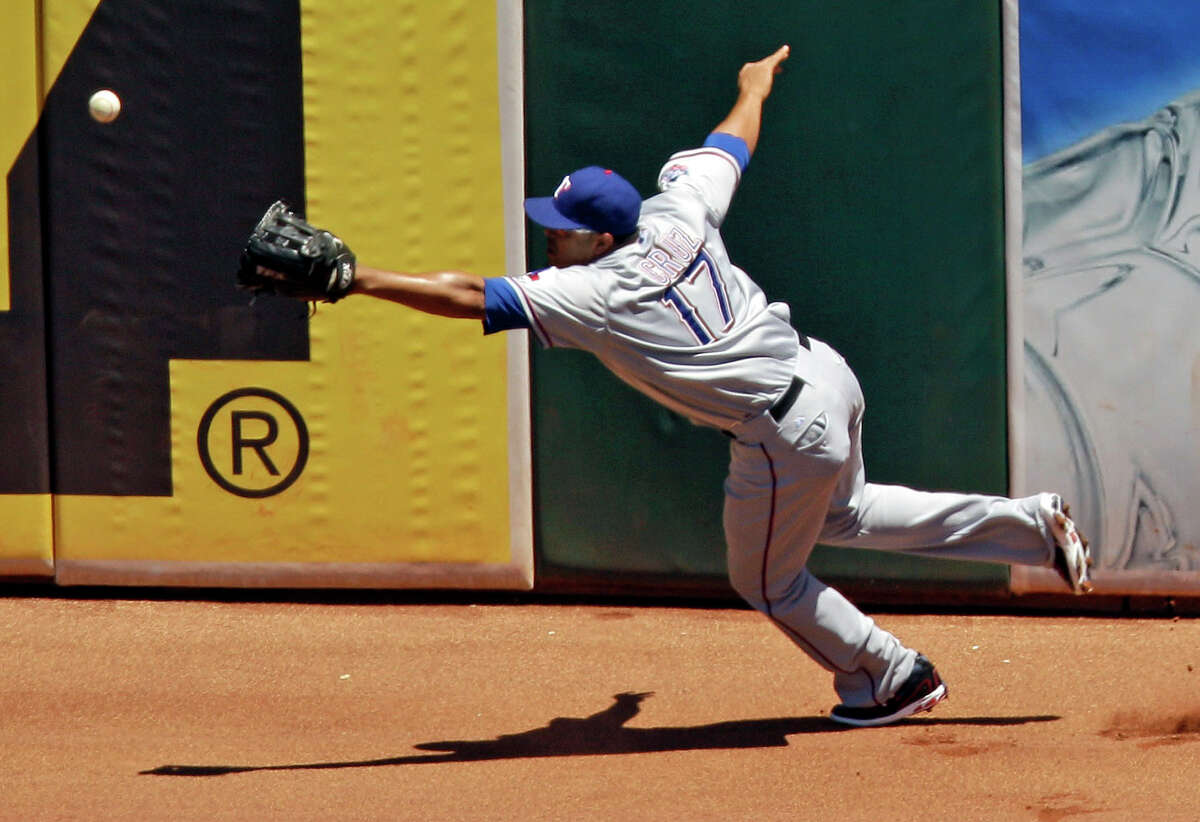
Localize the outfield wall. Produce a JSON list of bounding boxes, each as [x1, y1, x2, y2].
[[525, 0, 1012, 597], [1, 0, 531, 590], [1009, 0, 1200, 596], [2, 0, 1196, 602]]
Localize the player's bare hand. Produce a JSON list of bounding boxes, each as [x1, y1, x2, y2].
[[738, 45, 790, 101]]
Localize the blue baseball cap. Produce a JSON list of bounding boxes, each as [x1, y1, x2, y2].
[[524, 166, 641, 237]]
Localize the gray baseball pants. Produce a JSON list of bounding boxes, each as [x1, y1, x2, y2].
[[722, 337, 1056, 708]]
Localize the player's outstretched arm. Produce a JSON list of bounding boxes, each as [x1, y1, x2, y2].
[[237, 201, 486, 313], [711, 44, 790, 156], [350, 264, 486, 319]]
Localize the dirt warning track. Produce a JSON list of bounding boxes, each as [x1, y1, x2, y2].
[[2, 592, 1197, 820]]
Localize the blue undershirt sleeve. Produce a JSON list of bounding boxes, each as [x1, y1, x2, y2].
[[704, 132, 750, 172], [482, 277, 530, 334]]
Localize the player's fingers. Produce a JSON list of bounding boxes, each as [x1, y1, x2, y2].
[[739, 45, 790, 96], [757, 44, 789, 72], [745, 45, 789, 84]]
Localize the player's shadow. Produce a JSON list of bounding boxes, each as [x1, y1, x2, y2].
[[140, 692, 1059, 776]]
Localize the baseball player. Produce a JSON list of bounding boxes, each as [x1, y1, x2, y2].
[[240, 44, 1092, 726]]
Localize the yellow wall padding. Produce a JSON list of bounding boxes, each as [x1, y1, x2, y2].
[[53, 0, 526, 587], [0, 1, 62, 572]]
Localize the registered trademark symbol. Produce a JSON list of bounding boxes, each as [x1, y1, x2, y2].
[[196, 388, 309, 498]]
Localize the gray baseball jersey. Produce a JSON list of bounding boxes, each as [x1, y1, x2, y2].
[[486, 139, 800, 431]]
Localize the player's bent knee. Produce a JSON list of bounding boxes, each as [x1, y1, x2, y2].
[[726, 568, 771, 613]]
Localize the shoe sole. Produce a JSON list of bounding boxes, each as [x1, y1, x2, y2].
[[829, 683, 949, 728], [1042, 495, 1094, 595]]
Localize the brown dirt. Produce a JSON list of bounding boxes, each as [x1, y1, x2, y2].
[[1, 593, 1198, 820]]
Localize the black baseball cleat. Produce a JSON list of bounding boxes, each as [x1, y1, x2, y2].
[[829, 654, 948, 727]]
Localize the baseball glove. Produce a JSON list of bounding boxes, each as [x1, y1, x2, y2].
[[237, 200, 356, 302]]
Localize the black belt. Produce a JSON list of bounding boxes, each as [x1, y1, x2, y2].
[[769, 375, 805, 422], [723, 375, 805, 439]]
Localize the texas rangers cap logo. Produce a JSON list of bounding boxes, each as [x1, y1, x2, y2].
[[524, 166, 641, 236]]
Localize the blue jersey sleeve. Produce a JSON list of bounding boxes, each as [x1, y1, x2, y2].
[[482, 277, 531, 334], [703, 133, 750, 172]]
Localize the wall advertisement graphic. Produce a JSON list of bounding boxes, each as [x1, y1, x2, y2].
[[1014, 0, 1200, 593]]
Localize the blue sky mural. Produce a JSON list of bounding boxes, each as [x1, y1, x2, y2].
[[1020, 0, 1200, 163]]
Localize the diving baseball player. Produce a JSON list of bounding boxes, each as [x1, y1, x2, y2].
[[240, 44, 1093, 726]]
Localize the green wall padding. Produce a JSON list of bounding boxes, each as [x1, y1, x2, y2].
[[524, 1, 1010, 594]]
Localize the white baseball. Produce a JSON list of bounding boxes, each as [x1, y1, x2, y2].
[[88, 89, 121, 123]]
